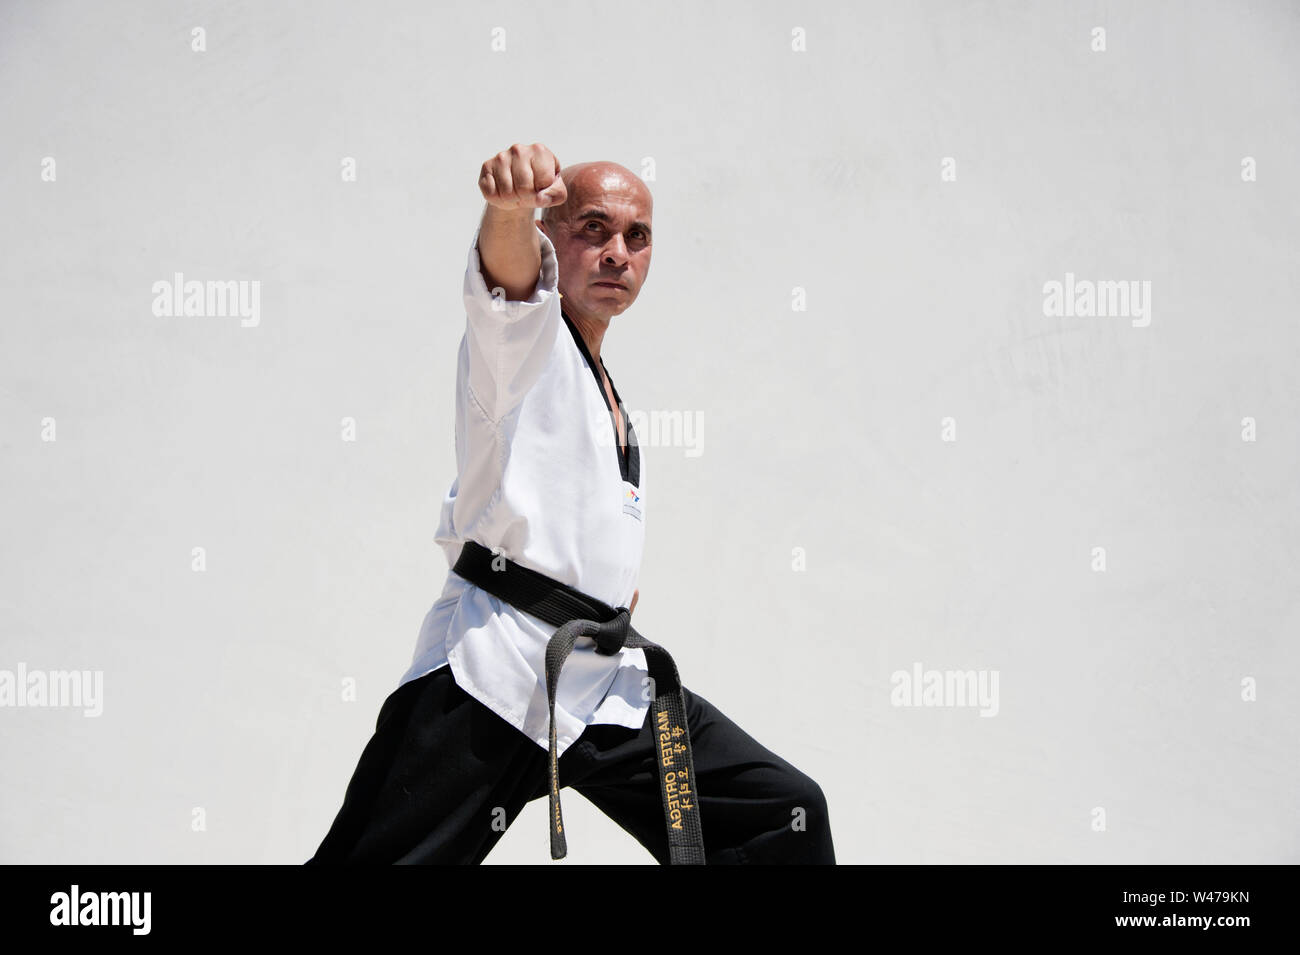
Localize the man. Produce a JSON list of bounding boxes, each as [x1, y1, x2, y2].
[[306, 143, 835, 865]]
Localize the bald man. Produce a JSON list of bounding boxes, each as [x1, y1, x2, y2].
[[306, 143, 835, 865]]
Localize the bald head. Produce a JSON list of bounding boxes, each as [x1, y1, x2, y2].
[[541, 162, 653, 228]]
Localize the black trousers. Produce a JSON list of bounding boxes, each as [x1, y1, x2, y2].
[[305, 665, 836, 864]]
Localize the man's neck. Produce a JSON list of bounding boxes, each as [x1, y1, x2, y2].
[[562, 302, 612, 366]]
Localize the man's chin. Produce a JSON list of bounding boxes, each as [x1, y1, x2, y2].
[[578, 295, 636, 319]]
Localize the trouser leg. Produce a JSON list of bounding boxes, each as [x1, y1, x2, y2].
[[305, 666, 548, 865], [567, 685, 836, 864]]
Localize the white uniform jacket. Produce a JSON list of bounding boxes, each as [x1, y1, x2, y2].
[[397, 223, 651, 758]]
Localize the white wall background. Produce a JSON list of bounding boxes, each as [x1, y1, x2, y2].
[[1, 0, 1297, 864]]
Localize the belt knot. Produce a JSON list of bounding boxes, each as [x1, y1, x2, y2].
[[591, 608, 631, 655]]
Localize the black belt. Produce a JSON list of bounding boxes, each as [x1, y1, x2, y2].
[[451, 539, 706, 865]]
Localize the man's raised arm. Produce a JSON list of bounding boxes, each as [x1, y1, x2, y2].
[[477, 142, 567, 302]]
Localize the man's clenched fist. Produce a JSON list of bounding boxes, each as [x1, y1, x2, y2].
[[479, 143, 566, 211]]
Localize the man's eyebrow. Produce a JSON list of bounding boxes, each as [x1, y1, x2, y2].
[[575, 209, 652, 237]]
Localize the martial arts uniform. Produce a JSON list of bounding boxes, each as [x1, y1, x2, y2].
[[306, 224, 835, 865], [398, 222, 653, 759]]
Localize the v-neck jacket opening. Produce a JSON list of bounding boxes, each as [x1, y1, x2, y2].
[[561, 308, 640, 488]]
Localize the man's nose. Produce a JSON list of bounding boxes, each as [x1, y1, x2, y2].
[[601, 233, 629, 263]]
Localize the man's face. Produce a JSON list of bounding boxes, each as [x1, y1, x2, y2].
[[539, 168, 652, 321]]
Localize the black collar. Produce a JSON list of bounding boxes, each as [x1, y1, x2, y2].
[[561, 307, 640, 487]]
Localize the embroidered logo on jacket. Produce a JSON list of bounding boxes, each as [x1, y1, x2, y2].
[[622, 485, 643, 521]]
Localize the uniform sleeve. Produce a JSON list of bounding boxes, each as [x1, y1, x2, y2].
[[463, 222, 562, 423]]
